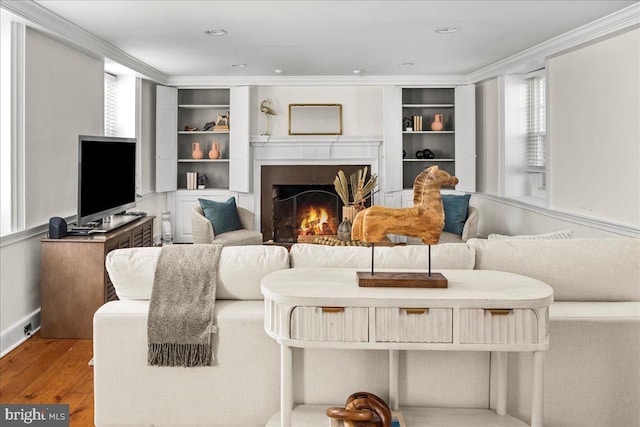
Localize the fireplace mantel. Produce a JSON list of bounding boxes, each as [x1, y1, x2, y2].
[[250, 135, 383, 237], [250, 135, 382, 161]]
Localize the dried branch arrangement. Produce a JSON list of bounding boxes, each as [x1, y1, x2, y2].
[[333, 167, 378, 211]]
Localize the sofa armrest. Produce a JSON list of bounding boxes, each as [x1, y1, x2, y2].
[[461, 206, 479, 242], [237, 207, 255, 231], [191, 206, 215, 243]]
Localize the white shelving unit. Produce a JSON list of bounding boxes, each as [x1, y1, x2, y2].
[[156, 85, 251, 243], [176, 89, 231, 190], [402, 88, 457, 189], [382, 85, 475, 197]]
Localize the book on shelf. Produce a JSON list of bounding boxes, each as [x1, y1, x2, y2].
[[329, 411, 406, 427], [186, 172, 198, 190], [412, 115, 423, 132]]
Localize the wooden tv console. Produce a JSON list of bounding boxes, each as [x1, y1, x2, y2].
[[40, 215, 154, 339]]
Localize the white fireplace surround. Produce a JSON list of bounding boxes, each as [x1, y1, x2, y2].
[[250, 135, 383, 228]]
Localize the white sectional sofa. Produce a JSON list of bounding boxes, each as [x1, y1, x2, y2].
[[94, 239, 640, 427]]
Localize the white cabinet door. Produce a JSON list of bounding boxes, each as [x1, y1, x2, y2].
[[155, 85, 177, 192], [229, 86, 250, 193], [173, 190, 232, 243], [455, 85, 476, 193], [383, 86, 403, 193]]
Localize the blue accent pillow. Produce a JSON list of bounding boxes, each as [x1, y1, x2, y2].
[[442, 194, 470, 236], [198, 197, 243, 235]]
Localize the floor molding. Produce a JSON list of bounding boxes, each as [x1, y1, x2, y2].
[[0, 308, 41, 357]]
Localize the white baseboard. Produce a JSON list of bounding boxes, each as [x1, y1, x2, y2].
[[0, 308, 41, 358]]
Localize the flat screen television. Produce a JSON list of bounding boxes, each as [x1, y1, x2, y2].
[[78, 135, 137, 226]]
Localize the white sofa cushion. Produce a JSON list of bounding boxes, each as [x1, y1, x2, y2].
[[488, 229, 572, 240], [105, 245, 290, 301], [467, 238, 640, 302], [289, 243, 475, 270]]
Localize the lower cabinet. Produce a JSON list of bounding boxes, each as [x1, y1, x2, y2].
[[169, 190, 233, 243], [40, 216, 154, 339]]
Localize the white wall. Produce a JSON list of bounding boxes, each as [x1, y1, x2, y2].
[[0, 234, 43, 355], [474, 28, 640, 237], [548, 28, 640, 226], [472, 195, 634, 239], [249, 86, 383, 136], [1, 29, 104, 353], [475, 78, 500, 195], [24, 28, 103, 227]]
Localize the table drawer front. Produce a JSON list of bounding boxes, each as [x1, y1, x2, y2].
[[375, 308, 453, 343], [459, 308, 539, 344], [290, 306, 368, 342]]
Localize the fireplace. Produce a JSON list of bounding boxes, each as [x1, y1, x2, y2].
[[273, 185, 340, 243], [261, 165, 370, 242]]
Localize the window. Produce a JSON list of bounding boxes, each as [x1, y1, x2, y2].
[[104, 72, 118, 137], [1, 11, 24, 237], [502, 70, 547, 204], [1, 11, 13, 235], [527, 74, 546, 174]]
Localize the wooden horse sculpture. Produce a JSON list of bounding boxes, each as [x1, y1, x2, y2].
[[351, 165, 458, 244]]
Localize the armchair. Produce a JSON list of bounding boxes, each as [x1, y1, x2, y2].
[[407, 206, 479, 244], [191, 206, 263, 246]]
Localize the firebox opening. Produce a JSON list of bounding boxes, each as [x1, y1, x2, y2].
[[273, 185, 339, 243]]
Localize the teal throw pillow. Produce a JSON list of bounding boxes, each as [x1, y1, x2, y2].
[[442, 194, 471, 236], [198, 197, 243, 235]]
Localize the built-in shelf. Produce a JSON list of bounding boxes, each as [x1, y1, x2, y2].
[[403, 130, 455, 134], [178, 159, 230, 163], [178, 104, 230, 109], [402, 103, 455, 108], [404, 158, 455, 162], [178, 130, 229, 134]]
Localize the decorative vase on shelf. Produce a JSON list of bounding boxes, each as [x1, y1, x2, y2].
[[431, 114, 444, 131], [208, 142, 220, 159], [192, 142, 203, 159], [161, 211, 173, 245], [423, 148, 435, 159], [337, 218, 353, 242]]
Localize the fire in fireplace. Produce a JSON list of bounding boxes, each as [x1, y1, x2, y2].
[[273, 185, 339, 243]]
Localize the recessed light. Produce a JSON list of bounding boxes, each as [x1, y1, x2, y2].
[[231, 63, 247, 68], [399, 62, 414, 67], [352, 69, 362, 74], [274, 69, 284, 74], [435, 26, 458, 34], [205, 29, 228, 36]]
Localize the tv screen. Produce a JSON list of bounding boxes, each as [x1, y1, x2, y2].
[[78, 135, 136, 225]]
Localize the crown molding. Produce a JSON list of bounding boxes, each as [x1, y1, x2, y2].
[[166, 75, 469, 87], [2, 1, 637, 87], [1, 0, 168, 84], [468, 3, 640, 83]]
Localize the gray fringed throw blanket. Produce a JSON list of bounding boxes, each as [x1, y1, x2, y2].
[[148, 244, 222, 367]]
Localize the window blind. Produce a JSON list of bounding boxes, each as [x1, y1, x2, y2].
[[527, 75, 546, 173], [104, 72, 117, 136]]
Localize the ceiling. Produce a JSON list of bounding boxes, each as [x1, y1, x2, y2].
[[32, 0, 637, 77]]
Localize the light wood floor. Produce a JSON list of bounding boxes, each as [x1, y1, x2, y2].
[[0, 332, 94, 426]]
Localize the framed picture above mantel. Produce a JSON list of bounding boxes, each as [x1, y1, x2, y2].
[[289, 104, 343, 135]]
